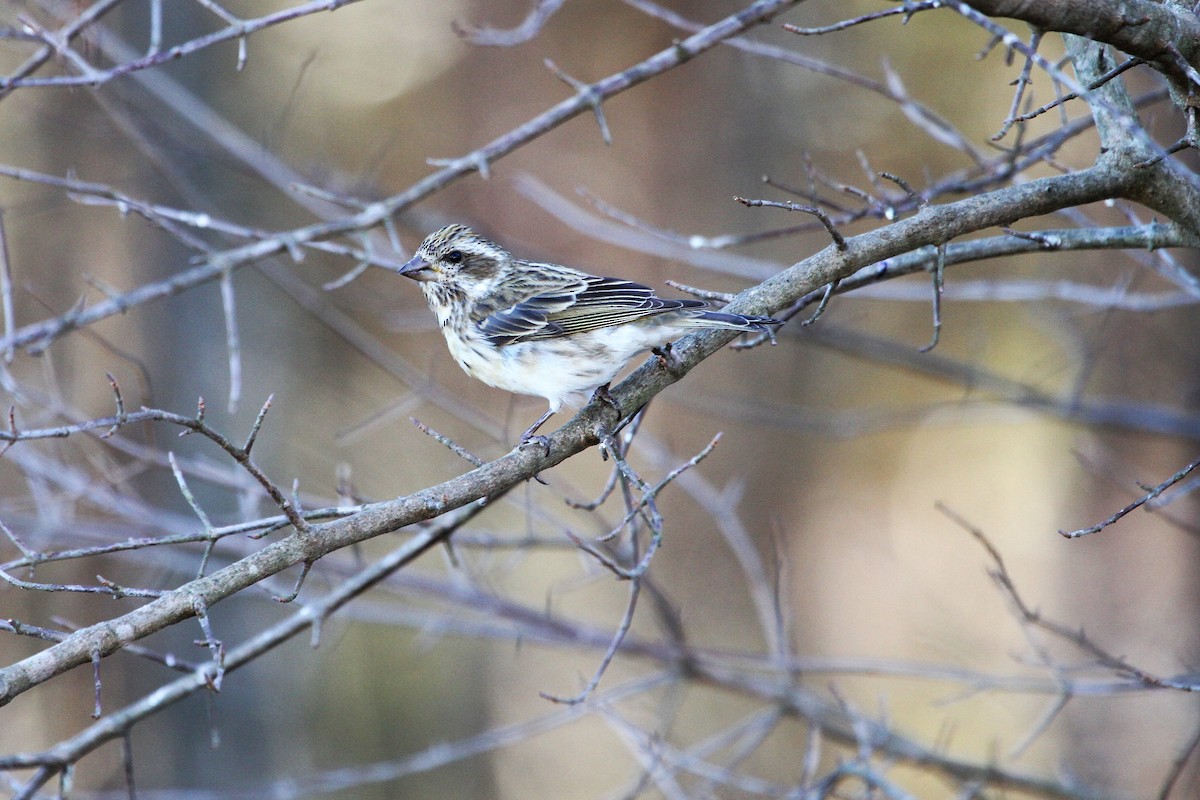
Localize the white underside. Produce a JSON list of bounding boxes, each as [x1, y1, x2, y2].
[[443, 321, 684, 412]]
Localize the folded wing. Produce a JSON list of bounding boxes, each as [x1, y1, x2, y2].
[[479, 273, 704, 345]]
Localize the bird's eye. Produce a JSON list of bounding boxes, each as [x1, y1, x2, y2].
[[445, 250, 464, 264]]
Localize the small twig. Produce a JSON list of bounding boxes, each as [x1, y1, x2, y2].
[[919, 243, 946, 353], [566, 408, 647, 510], [1013, 57, 1143, 125], [410, 417, 485, 467], [18, 15, 104, 83], [992, 28, 1042, 142], [168, 452, 218, 579], [781, 2, 939, 35], [194, 0, 249, 72], [881, 168, 944, 354], [663, 280, 734, 303], [879, 171, 924, 207], [453, 0, 567, 46], [0, 211, 13, 364], [120, 730, 137, 800], [540, 579, 641, 705], [90, 642, 103, 719], [564, 458, 622, 511], [800, 279, 840, 327], [588, 433, 719, 578], [0, 566, 164, 599], [191, 597, 225, 691], [734, 194, 845, 325], [765, 171, 855, 216], [1061, 455, 1200, 538], [219, 269, 241, 413], [734, 196, 847, 250], [941, 503, 1196, 691], [322, 259, 371, 291], [0, 516, 38, 562]]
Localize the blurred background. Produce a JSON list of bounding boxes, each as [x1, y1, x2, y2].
[[1, 1, 1198, 797]]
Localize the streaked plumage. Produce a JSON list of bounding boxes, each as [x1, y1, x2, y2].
[[393, 224, 781, 446]]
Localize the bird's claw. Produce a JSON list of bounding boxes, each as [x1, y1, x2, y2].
[[591, 383, 622, 417], [652, 343, 683, 372], [519, 433, 551, 457]]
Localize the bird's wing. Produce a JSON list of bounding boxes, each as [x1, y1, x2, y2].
[[479, 274, 702, 345]]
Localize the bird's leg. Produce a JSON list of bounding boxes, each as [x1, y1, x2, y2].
[[518, 407, 556, 455]]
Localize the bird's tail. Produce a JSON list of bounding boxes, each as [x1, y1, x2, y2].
[[686, 309, 783, 333]]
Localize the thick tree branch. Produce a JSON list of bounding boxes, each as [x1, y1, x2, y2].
[[1064, 34, 1200, 234], [961, 0, 1200, 81]]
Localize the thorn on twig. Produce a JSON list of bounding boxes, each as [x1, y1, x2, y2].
[[545, 58, 612, 145], [1002, 226, 1063, 249], [274, 560, 312, 603], [801, 279, 840, 327], [1165, 41, 1200, 92], [0, 517, 36, 559], [247, 519, 290, 540], [102, 372, 125, 439], [96, 574, 128, 599], [243, 394, 273, 454], [291, 478, 302, 513], [976, 33, 1004, 62], [1, 406, 16, 456], [427, 152, 492, 180], [336, 462, 360, 507], [181, 396, 206, 437], [322, 260, 371, 291], [990, 28, 1042, 142]]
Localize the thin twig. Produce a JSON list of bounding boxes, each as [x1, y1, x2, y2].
[[1061, 456, 1200, 538]]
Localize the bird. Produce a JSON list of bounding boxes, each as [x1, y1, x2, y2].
[[392, 224, 781, 448]]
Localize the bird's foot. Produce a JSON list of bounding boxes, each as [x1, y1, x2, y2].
[[513, 407, 554, 455], [652, 343, 683, 373], [516, 407, 556, 457], [590, 383, 622, 418], [519, 432, 552, 457]]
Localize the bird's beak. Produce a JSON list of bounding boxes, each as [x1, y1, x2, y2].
[[396, 254, 435, 282]]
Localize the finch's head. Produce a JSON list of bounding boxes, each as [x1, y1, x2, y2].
[[398, 225, 508, 290]]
